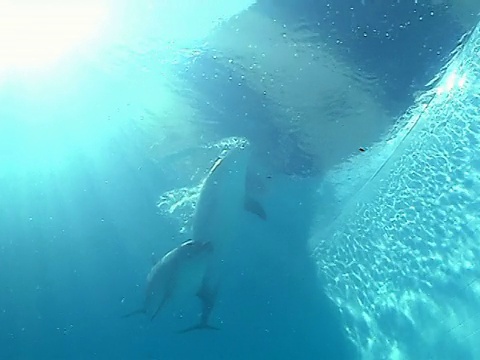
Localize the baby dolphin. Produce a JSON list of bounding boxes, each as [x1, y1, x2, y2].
[[123, 240, 213, 321]]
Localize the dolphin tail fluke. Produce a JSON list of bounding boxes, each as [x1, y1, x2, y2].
[[121, 308, 146, 318], [244, 197, 267, 220], [178, 323, 220, 334]]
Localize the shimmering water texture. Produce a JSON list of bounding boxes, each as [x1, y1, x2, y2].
[[312, 23, 480, 359]]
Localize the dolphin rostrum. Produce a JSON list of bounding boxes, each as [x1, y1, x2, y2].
[[123, 240, 213, 321]]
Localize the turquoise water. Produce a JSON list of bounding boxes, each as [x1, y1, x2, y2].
[[1, 1, 479, 359]]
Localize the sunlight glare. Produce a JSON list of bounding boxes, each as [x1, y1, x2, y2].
[[0, 2, 107, 71]]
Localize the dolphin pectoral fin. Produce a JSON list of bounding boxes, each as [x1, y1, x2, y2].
[[150, 302, 163, 321], [150, 295, 169, 321], [178, 323, 220, 334], [122, 308, 146, 318], [150, 308, 161, 321], [244, 197, 267, 220]]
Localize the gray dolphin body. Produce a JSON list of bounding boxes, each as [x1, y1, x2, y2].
[[123, 240, 213, 321], [125, 139, 265, 331], [193, 139, 264, 256], [181, 138, 266, 332]]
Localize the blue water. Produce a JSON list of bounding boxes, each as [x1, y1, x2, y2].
[[1, 1, 479, 359]]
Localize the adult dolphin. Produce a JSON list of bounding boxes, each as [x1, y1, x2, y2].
[[193, 137, 265, 251], [182, 137, 266, 332]]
